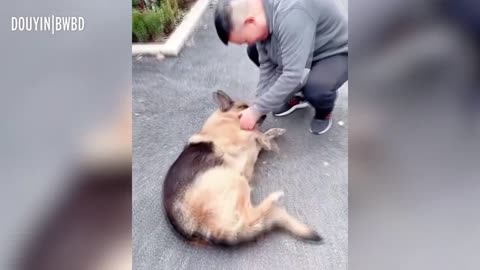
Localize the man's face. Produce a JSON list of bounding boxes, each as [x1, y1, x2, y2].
[[229, 17, 267, 45]]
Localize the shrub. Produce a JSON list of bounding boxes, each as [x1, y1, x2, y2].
[[177, 0, 195, 10], [132, 10, 148, 42], [160, 1, 175, 33], [168, 0, 179, 17], [132, 0, 187, 42], [144, 9, 165, 39]]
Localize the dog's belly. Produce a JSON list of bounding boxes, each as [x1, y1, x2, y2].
[[183, 167, 247, 234]]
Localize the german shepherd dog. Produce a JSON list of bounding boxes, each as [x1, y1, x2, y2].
[[163, 90, 322, 245]]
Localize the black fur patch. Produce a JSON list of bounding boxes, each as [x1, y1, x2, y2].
[[163, 142, 223, 239]]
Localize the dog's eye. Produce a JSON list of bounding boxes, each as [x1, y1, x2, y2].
[[238, 104, 249, 109]]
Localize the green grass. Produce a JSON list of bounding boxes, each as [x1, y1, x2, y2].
[[132, 0, 186, 43]]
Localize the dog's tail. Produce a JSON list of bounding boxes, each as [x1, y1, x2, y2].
[[212, 206, 323, 246]]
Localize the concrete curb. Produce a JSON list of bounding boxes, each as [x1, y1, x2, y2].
[[132, 0, 212, 57]]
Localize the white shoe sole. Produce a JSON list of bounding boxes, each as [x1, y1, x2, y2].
[[309, 118, 332, 135], [273, 102, 309, 117]]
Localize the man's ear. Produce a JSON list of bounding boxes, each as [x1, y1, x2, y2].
[[212, 90, 234, 112]]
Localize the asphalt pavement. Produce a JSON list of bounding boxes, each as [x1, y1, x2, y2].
[[133, 5, 348, 270]]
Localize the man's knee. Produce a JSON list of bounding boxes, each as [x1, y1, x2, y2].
[[247, 45, 260, 67], [303, 71, 346, 106], [303, 81, 338, 104]]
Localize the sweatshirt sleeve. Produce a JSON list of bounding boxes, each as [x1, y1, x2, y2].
[[253, 8, 315, 115], [255, 43, 279, 97]]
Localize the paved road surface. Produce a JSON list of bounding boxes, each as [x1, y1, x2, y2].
[[133, 4, 348, 270]]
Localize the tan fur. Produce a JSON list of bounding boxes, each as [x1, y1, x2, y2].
[[174, 93, 320, 244]]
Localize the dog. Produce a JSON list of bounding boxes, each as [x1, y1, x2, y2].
[[162, 90, 322, 245]]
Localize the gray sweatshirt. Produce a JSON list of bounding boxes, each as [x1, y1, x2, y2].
[[252, 0, 348, 115]]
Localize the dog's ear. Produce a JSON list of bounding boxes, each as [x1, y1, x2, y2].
[[212, 90, 234, 112]]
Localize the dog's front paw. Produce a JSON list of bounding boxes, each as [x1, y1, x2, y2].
[[270, 141, 280, 153], [265, 128, 286, 139]]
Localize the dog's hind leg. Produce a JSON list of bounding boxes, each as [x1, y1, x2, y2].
[[232, 190, 322, 245], [263, 206, 323, 243], [236, 177, 282, 221], [246, 191, 284, 226]]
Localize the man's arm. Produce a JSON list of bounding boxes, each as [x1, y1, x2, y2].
[[255, 44, 279, 98], [253, 8, 315, 115]]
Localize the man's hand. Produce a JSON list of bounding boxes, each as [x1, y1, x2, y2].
[[239, 107, 262, 130]]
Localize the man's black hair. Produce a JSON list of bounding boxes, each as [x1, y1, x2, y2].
[[214, 0, 233, 45]]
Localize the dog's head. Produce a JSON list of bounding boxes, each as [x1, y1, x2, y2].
[[212, 90, 266, 125]]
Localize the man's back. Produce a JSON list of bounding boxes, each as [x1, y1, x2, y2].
[[260, 0, 348, 65]]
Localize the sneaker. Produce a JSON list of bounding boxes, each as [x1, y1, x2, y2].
[[273, 95, 309, 117], [309, 113, 333, 135]]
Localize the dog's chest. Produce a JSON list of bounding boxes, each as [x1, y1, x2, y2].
[[223, 145, 258, 174]]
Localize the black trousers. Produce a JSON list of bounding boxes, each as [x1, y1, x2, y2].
[[247, 45, 348, 117]]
